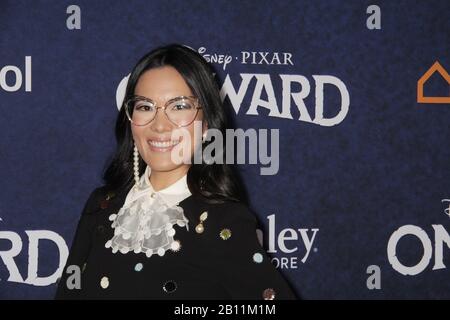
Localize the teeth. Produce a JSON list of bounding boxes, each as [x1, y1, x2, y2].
[[148, 140, 180, 148]]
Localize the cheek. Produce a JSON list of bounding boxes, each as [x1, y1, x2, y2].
[[170, 124, 202, 164], [187, 122, 203, 151], [131, 127, 147, 150]]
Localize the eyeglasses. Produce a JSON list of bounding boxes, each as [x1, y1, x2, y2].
[[124, 95, 202, 127]]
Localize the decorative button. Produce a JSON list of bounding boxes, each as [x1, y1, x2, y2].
[[134, 263, 143, 272], [163, 280, 177, 293], [219, 228, 232, 240], [106, 191, 115, 200], [253, 253, 263, 263], [100, 199, 109, 209], [195, 223, 204, 234], [195, 211, 208, 234], [200, 211, 208, 221], [100, 276, 109, 289], [150, 192, 156, 198], [262, 288, 276, 300], [119, 247, 129, 254], [170, 240, 181, 252], [97, 225, 106, 234]]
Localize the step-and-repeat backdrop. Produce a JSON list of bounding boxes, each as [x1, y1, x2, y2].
[[1, 0, 449, 299]]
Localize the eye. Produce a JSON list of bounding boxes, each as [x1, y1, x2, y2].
[[135, 103, 154, 111], [172, 102, 193, 111]]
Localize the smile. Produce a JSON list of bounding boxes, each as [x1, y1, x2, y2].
[[147, 139, 181, 151]]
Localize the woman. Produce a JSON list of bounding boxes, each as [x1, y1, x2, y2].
[[55, 44, 297, 300]]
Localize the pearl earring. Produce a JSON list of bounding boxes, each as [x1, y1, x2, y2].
[[133, 143, 140, 189]]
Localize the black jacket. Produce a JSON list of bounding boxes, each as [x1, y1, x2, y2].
[[55, 186, 298, 300]]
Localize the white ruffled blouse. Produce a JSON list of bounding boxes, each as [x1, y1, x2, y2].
[[104, 164, 191, 257]]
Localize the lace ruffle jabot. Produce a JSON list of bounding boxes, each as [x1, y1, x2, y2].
[[105, 165, 191, 257]]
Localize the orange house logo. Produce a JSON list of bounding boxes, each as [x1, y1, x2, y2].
[[417, 61, 450, 104]]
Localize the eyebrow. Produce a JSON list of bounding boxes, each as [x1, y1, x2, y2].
[[132, 94, 196, 104]]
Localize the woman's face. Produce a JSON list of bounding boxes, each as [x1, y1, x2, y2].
[[131, 66, 205, 174]]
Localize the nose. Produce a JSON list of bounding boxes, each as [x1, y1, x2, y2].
[[149, 107, 173, 133]]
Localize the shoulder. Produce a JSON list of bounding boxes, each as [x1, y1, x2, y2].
[[81, 185, 123, 215], [195, 199, 260, 246], [185, 196, 258, 226], [208, 200, 258, 225]]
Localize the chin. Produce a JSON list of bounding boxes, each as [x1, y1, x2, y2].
[[145, 155, 181, 172], [149, 164, 181, 173]]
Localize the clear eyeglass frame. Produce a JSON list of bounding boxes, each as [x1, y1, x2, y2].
[[124, 94, 202, 127]]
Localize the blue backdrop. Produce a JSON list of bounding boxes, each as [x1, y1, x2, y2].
[[0, 0, 449, 299]]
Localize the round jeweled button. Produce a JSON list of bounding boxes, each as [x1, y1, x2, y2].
[[195, 223, 204, 234], [163, 280, 177, 293], [157, 247, 165, 256], [262, 288, 276, 300], [253, 253, 263, 263], [100, 276, 109, 289], [170, 240, 181, 252], [100, 199, 109, 209], [220, 228, 232, 240]]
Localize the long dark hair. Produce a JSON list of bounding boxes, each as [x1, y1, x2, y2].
[[102, 43, 247, 204]]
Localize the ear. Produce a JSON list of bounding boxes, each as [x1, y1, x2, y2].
[[202, 121, 209, 137], [201, 121, 208, 143]]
